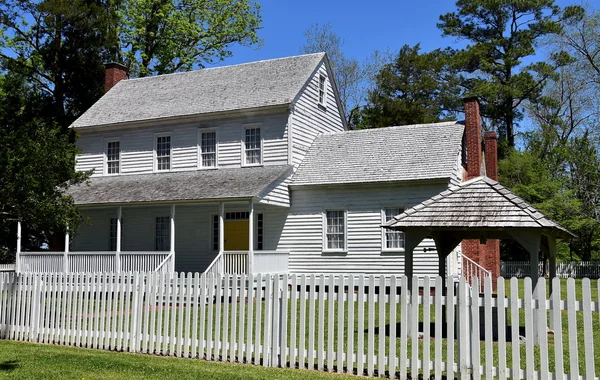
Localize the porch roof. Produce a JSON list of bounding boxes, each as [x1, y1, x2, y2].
[[382, 176, 573, 239], [68, 165, 292, 205]]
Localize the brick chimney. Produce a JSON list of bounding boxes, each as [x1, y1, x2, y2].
[[463, 97, 482, 180], [484, 131, 498, 180], [104, 62, 128, 93]]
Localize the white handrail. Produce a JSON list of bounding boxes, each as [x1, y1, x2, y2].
[[461, 254, 491, 293], [204, 251, 224, 276]]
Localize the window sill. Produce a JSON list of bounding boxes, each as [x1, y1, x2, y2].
[[241, 163, 263, 168], [322, 250, 347, 256], [198, 166, 218, 170], [381, 249, 405, 255], [317, 103, 327, 111]]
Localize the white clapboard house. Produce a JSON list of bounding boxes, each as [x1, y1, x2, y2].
[[17, 53, 499, 278]]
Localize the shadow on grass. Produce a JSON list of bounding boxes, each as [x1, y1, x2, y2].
[[0, 360, 19, 371]]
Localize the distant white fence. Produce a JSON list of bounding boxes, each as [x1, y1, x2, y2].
[[0, 272, 598, 379], [502, 261, 600, 278], [19, 252, 172, 273]]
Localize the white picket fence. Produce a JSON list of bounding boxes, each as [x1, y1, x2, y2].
[[502, 261, 600, 279], [0, 272, 598, 379]]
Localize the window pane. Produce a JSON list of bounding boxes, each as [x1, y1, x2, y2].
[[245, 128, 261, 164], [325, 210, 344, 250], [384, 208, 405, 249], [318, 75, 326, 105], [201, 131, 217, 167], [156, 136, 171, 170], [107, 141, 120, 174], [155, 216, 170, 251]]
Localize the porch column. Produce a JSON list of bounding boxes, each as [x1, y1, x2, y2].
[[64, 227, 69, 273], [116, 206, 122, 273], [219, 202, 225, 273], [248, 200, 254, 276], [170, 205, 176, 272], [16, 221, 21, 273]]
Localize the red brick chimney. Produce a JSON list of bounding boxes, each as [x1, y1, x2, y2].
[[104, 63, 128, 93], [484, 131, 498, 181], [463, 97, 482, 180]]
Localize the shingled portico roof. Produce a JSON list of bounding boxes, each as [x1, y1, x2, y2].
[[383, 176, 572, 238], [72, 53, 326, 128], [68, 165, 292, 206]]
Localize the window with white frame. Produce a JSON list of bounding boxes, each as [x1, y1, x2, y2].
[[244, 127, 261, 165], [156, 135, 171, 171], [383, 207, 405, 250], [155, 216, 170, 251], [324, 210, 345, 251], [106, 140, 120, 174], [109, 217, 123, 251], [318, 74, 327, 107], [200, 131, 217, 168]]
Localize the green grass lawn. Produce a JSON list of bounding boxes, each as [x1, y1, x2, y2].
[[0, 340, 361, 380]]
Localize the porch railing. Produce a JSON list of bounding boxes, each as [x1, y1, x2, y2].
[[19, 251, 172, 273], [204, 250, 289, 275], [461, 254, 491, 293]]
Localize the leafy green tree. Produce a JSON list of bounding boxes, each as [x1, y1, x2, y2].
[[353, 44, 460, 129], [117, 0, 262, 77], [438, 0, 570, 150]]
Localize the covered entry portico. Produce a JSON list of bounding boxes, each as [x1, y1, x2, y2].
[[383, 176, 574, 290]]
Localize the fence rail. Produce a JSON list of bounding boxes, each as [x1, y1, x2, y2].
[[502, 260, 600, 278], [0, 272, 598, 379]]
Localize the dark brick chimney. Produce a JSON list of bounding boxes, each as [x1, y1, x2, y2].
[[484, 131, 498, 181], [463, 97, 482, 180], [104, 63, 128, 93]]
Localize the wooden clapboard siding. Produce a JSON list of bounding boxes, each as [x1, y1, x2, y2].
[[75, 110, 289, 177], [290, 61, 345, 168], [279, 182, 450, 275]]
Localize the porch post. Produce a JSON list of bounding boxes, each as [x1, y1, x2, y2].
[[219, 202, 224, 274], [116, 206, 122, 273], [170, 205, 176, 272], [248, 199, 254, 276], [64, 227, 69, 273], [16, 221, 21, 273]]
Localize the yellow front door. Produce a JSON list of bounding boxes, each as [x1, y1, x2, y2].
[[224, 220, 249, 251]]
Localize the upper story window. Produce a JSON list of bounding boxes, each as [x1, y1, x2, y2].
[[324, 209, 346, 252], [156, 135, 171, 171], [318, 74, 327, 107], [200, 130, 217, 168], [106, 140, 120, 174], [244, 127, 262, 165], [155, 216, 170, 251], [383, 207, 405, 250]]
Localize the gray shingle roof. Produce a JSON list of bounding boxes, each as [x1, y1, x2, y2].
[[68, 166, 292, 205], [383, 176, 572, 237], [291, 121, 464, 186], [72, 53, 325, 128]]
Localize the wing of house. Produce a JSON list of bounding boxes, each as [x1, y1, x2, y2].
[[18, 53, 499, 277]]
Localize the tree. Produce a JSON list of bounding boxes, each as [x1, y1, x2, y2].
[[300, 23, 387, 125], [438, 0, 568, 150], [353, 44, 461, 129], [117, 0, 262, 77]]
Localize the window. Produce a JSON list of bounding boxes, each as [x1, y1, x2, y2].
[[155, 216, 170, 251], [109, 218, 120, 251], [212, 215, 219, 251], [324, 210, 345, 251], [318, 74, 327, 107], [156, 135, 171, 171], [383, 208, 405, 250], [200, 131, 217, 168], [106, 140, 120, 174], [244, 127, 261, 165], [257, 213, 264, 250]]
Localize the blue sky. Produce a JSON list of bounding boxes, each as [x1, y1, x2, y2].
[[213, 0, 596, 68]]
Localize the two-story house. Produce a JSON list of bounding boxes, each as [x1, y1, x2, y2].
[[19, 53, 500, 278]]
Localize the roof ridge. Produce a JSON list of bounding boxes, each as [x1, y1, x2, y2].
[[320, 121, 461, 137], [121, 53, 326, 84]]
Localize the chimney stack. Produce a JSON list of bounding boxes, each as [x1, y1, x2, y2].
[[484, 131, 498, 180], [104, 62, 128, 93], [463, 97, 482, 180]]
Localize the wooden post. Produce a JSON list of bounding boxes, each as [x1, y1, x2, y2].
[[64, 227, 69, 273], [16, 221, 21, 273], [170, 205, 176, 272], [116, 206, 122, 273], [219, 202, 225, 274], [249, 199, 254, 276]]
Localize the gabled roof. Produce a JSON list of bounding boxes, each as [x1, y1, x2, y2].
[[68, 166, 292, 205], [383, 176, 572, 238], [291, 121, 464, 186], [72, 53, 326, 128]]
